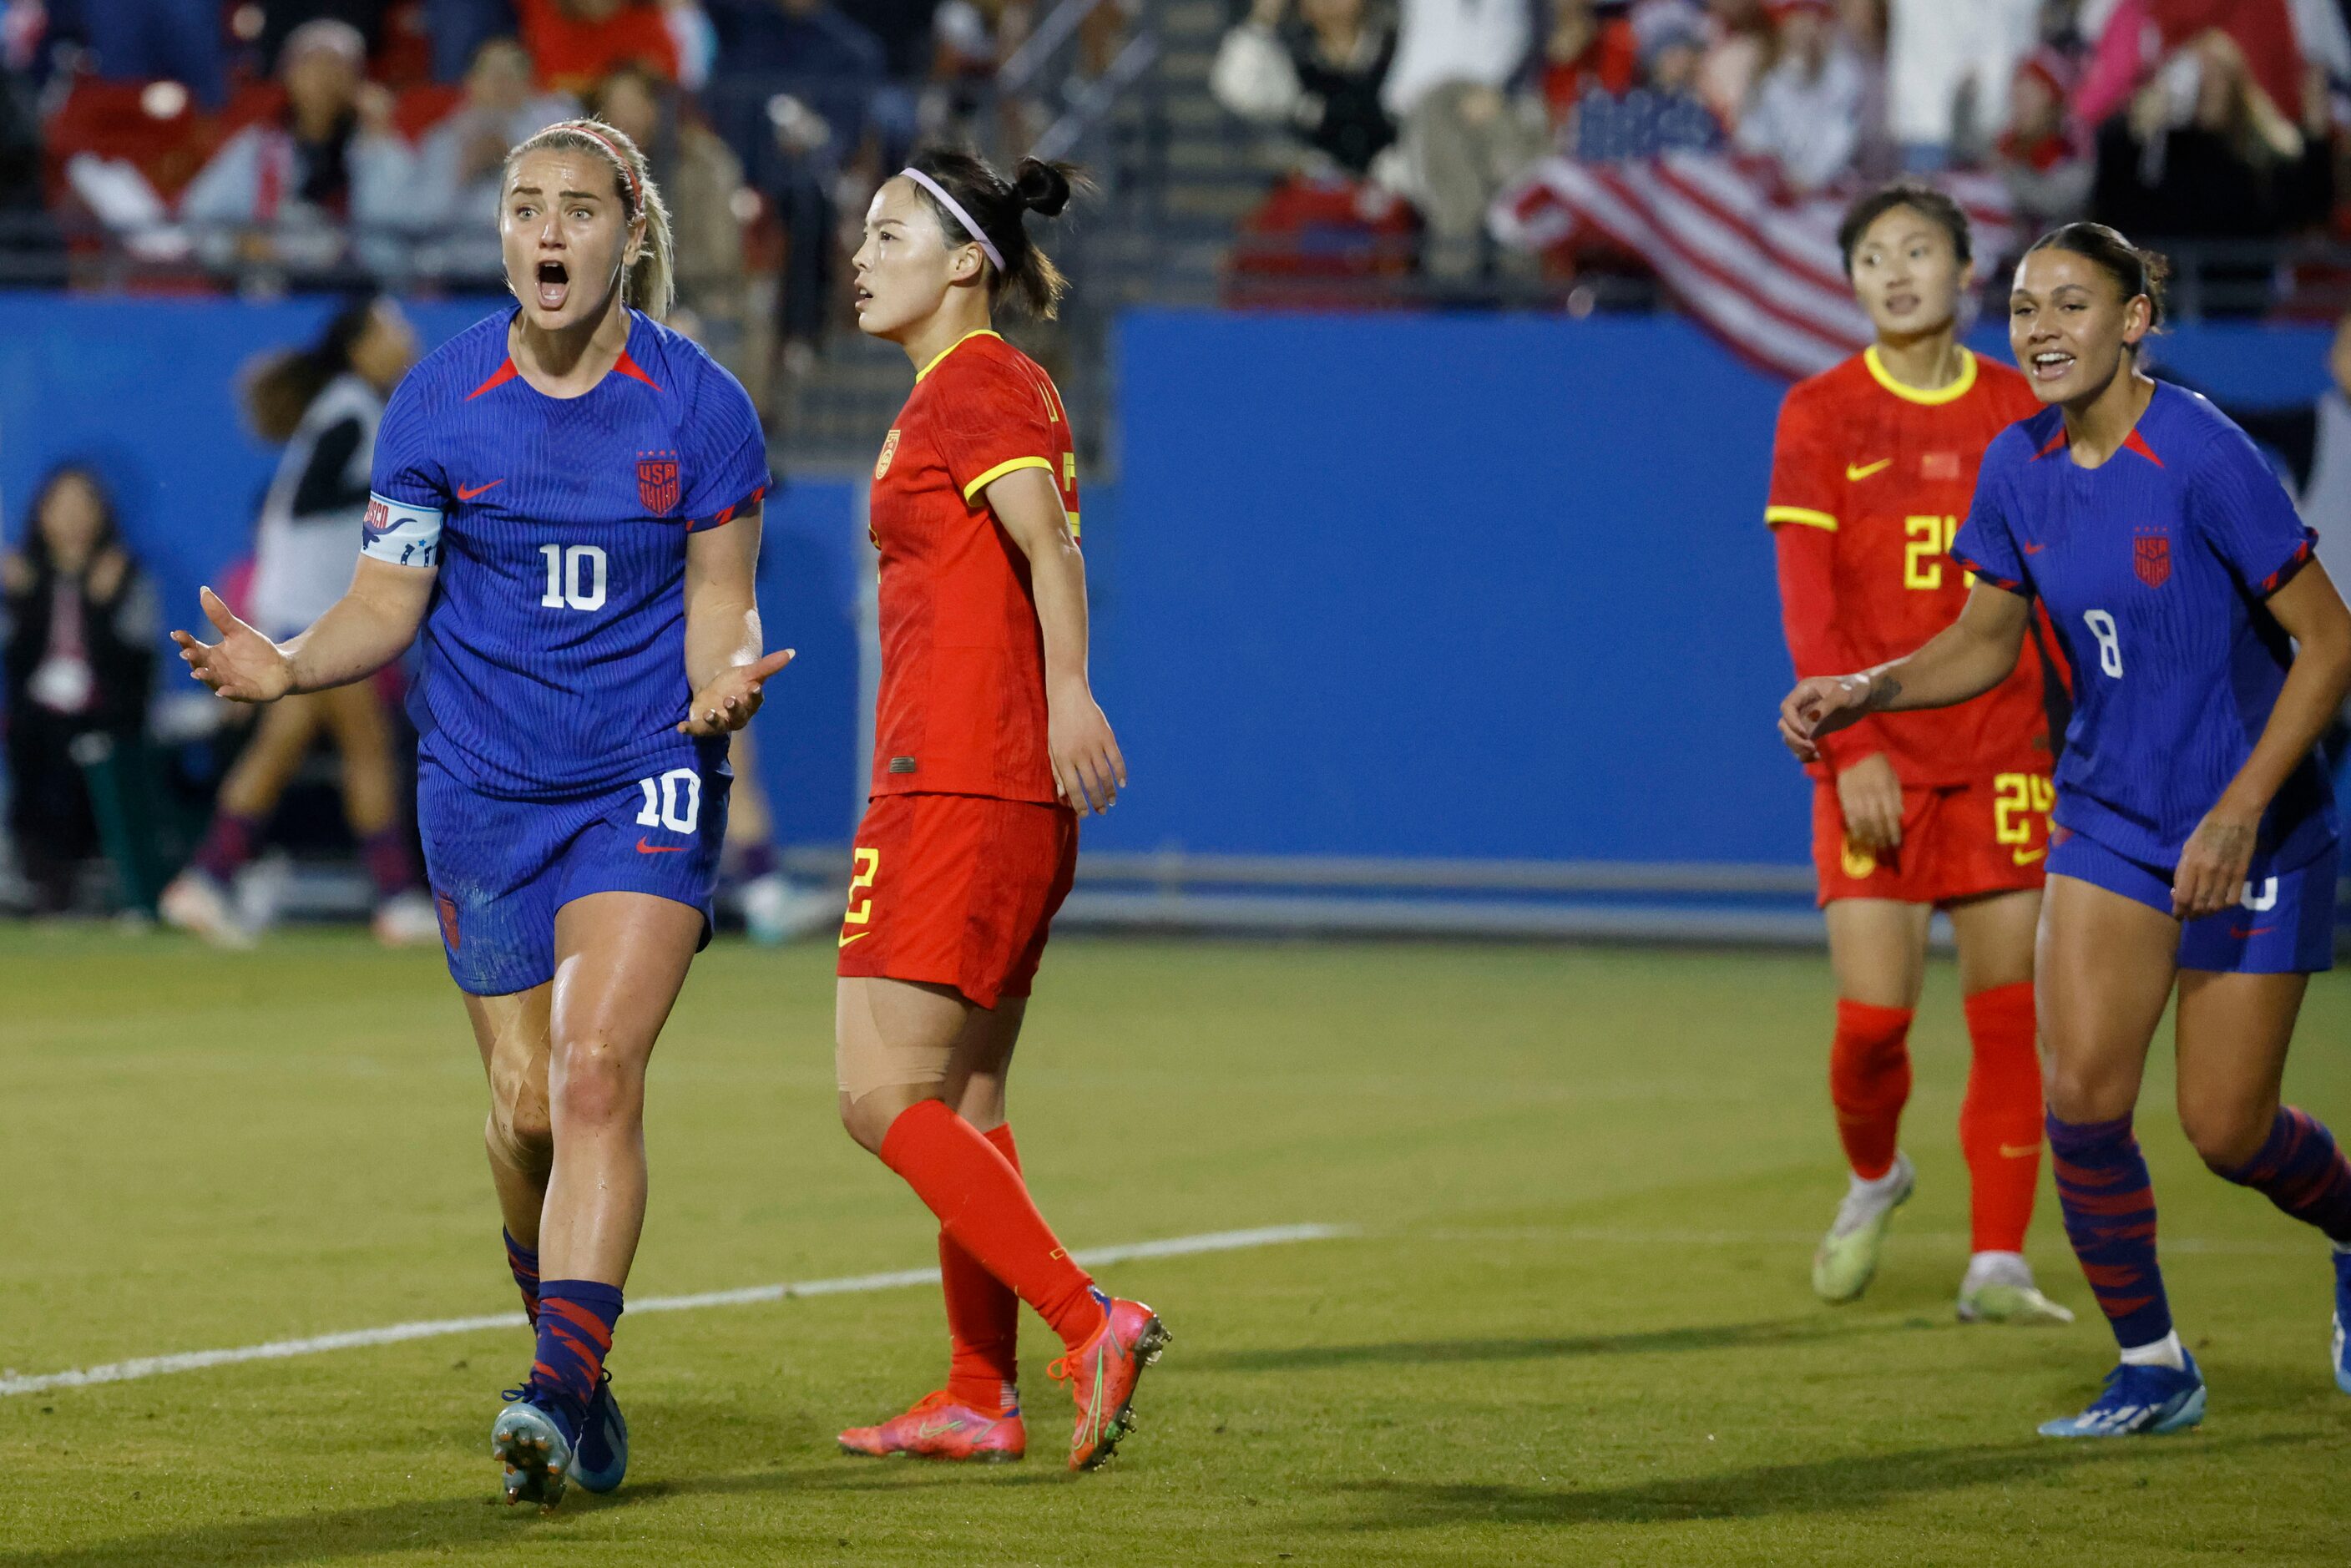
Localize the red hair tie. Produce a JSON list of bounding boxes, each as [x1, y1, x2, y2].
[[563, 122, 641, 211]]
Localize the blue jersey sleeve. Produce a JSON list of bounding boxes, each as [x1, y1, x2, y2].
[[1949, 444, 2031, 596], [2192, 424, 2319, 598], [680, 358, 771, 533], [361, 368, 447, 569]]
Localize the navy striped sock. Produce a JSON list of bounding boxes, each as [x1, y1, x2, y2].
[[503, 1230, 540, 1326], [2048, 1112, 2172, 1352], [528, 1280, 622, 1425], [2217, 1106, 2351, 1244]]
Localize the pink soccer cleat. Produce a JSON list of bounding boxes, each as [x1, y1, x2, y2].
[[837, 1389, 1026, 1463], [1050, 1291, 1170, 1472]]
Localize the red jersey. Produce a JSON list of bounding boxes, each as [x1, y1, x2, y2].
[[1767, 346, 2053, 785], [867, 329, 1079, 805]]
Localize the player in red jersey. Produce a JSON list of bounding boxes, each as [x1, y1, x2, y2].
[[827, 149, 1166, 1473], [1768, 182, 2073, 1323]]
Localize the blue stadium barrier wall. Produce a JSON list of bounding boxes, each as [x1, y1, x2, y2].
[[1086, 309, 2345, 892], [0, 292, 863, 847]]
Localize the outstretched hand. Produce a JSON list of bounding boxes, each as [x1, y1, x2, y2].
[[1778, 674, 1872, 764], [172, 587, 293, 704], [680, 648, 794, 735]]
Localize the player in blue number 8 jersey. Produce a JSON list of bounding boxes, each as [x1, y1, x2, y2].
[[1782, 223, 2351, 1440], [171, 117, 787, 1507]]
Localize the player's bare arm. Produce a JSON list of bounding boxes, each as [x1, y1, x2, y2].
[[172, 556, 435, 703], [988, 463, 1125, 813], [1780, 581, 2030, 762], [2172, 559, 2351, 919], [677, 501, 791, 736]]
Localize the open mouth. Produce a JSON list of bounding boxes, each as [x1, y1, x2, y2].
[[2031, 349, 2075, 382], [535, 259, 569, 312], [852, 281, 872, 312], [1883, 291, 1919, 316]]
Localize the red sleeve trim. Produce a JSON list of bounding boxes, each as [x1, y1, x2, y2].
[[2257, 534, 2317, 596], [688, 485, 766, 534]]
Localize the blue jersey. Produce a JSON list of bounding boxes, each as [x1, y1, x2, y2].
[[361, 309, 770, 799], [1952, 381, 2335, 873]]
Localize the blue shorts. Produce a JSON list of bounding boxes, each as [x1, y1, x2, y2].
[[2047, 827, 2338, 975], [417, 753, 730, 996]]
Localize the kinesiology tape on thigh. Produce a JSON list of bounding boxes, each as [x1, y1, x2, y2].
[[836, 1029, 955, 1101]]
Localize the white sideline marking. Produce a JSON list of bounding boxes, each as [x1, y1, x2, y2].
[[1422, 1225, 2318, 1256], [0, 1223, 1351, 1400]]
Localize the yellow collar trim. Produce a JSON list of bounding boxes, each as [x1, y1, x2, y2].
[[916, 328, 1003, 384], [1863, 345, 1977, 406]]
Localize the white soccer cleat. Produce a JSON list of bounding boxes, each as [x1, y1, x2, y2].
[[741, 872, 837, 946], [372, 889, 443, 948], [1813, 1152, 1914, 1303], [159, 869, 255, 949], [1957, 1252, 2075, 1325]]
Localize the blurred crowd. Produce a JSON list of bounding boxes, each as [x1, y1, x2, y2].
[[1214, 0, 2351, 285], [0, 0, 1130, 404]]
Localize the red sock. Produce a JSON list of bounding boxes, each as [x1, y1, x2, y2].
[[1960, 980, 2044, 1254], [880, 1100, 1103, 1353], [1829, 999, 1914, 1181], [942, 1122, 1023, 1413]]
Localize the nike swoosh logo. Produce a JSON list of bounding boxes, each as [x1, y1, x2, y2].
[[2231, 926, 2274, 938], [2022, 542, 2047, 554], [635, 837, 687, 854], [1999, 1142, 2040, 1159], [2012, 847, 2046, 865], [1845, 459, 1893, 482], [838, 929, 872, 948], [457, 479, 503, 500], [913, 1420, 963, 1439]]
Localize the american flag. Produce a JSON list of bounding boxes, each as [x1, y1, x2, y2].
[[1490, 152, 2018, 381]]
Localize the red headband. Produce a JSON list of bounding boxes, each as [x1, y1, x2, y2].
[[555, 122, 640, 210]]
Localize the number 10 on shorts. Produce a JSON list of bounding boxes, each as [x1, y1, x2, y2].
[[635, 767, 701, 834]]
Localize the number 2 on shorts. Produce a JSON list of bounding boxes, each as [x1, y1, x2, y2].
[[843, 847, 880, 928]]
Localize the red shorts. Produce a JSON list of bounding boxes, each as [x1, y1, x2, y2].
[[1811, 770, 2054, 908], [834, 793, 1079, 1009]]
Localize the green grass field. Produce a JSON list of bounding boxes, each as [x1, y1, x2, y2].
[[3, 927, 2348, 1565]]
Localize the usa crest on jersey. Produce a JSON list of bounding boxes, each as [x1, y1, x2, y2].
[[2133, 529, 2171, 588], [637, 450, 680, 515]]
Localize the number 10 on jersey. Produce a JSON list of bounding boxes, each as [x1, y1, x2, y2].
[[540, 544, 607, 611]]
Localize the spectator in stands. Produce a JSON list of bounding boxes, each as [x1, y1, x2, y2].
[[590, 62, 760, 381], [1540, 0, 1636, 132], [2091, 28, 2334, 266], [3, 465, 156, 914], [408, 36, 576, 279], [1211, 0, 1399, 178], [179, 19, 416, 281], [1383, 0, 1543, 280], [1696, 0, 1772, 129], [1733, 0, 1865, 194], [254, 0, 391, 70], [707, 0, 885, 377], [1995, 43, 2091, 230], [426, 0, 522, 82], [1883, 0, 2036, 168], [48, 0, 228, 107], [1567, 2, 1722, 160], [514, 0, 688, 97]]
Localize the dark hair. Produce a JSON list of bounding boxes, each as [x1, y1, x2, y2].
[[244, 293, 383, 443], [18, 463, 119, 574], [2025, 222, 2171, 338], [1837, 180, 1972, 276], [903, 149, 1085, 320]]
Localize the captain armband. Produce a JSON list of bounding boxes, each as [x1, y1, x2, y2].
[[361, 493, 445, 569]]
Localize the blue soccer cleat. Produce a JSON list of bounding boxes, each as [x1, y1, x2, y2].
[[571, 1373, 629, 1493], [2038, 1352, 2206, 1438], [2332, 1248, 2351, 1395], [492, 1388, 579, 1507]]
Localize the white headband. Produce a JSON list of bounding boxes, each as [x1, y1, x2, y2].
[[900, 166, 1005, 276]]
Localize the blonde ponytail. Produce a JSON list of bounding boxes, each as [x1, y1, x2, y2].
[[503, 118, 676, 320]]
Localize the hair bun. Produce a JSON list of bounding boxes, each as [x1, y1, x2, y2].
[[1013, 158, 1074, 219]]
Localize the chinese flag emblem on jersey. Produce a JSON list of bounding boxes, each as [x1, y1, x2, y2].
[[637, 453, 680, 515], [2134, 531, 2171, 588]]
